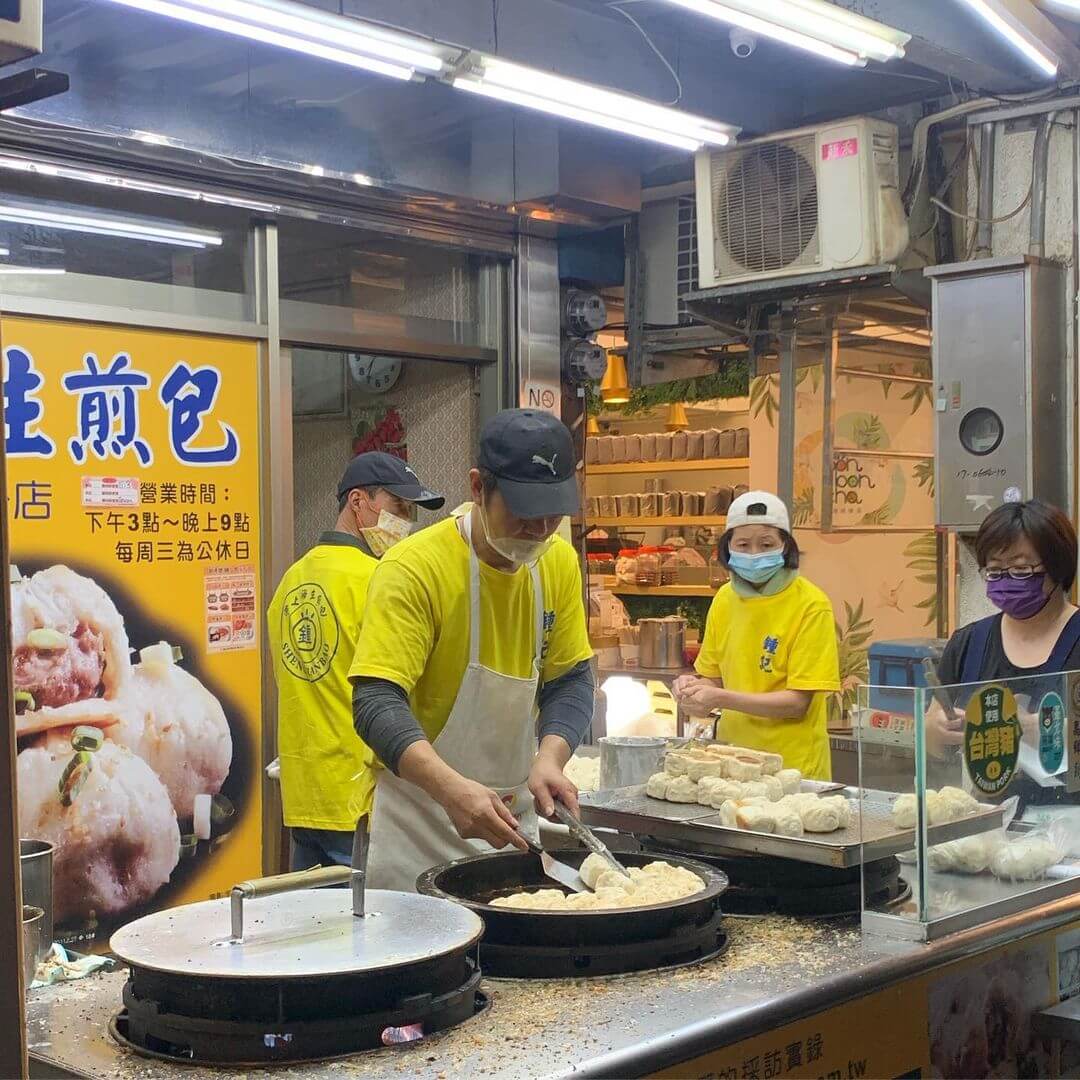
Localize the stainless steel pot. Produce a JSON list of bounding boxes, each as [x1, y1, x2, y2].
[[598, 736, 666, 789], [638, 617, 686, 669], [22, 906, 43, 987], [20, 839, 53, 960]]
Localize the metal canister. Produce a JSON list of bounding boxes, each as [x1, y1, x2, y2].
[[598, 736, 666, 789], [20, 839, 53, 960], [638, 617, 687, 669], [22, 906, 43, 987]]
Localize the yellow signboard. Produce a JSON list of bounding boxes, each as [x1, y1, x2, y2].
[[4, 316, 262, 949]]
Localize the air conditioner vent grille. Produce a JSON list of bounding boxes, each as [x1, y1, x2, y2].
[[711, 134, 820, 278]]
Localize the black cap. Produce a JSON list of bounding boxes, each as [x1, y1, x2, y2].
[[478, 408, 579, 518], [337, 452, 445, 510]]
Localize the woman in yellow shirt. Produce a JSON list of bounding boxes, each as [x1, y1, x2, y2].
[[673, 491, 840, 779]]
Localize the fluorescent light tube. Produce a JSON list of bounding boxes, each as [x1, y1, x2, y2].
[[455, 57, 737, 152], [957, 0, 1058, 78], [0, 154, 280, 213], [658, 0, 859, 65], [99, 0, 447, 79], [0, 204, 223, 248], [0, 266, 66, 275]]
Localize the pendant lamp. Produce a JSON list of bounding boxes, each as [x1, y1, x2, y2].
[[665, 402, 690, 430], [586, 415, 601, 436], [600, 353, 630, 404]]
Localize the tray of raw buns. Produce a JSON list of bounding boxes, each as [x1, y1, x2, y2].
[[578, 742, 1007, 869]]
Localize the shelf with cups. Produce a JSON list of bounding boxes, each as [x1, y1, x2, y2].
[[588, 515, 728, 528], [587, 457, 750, 476]]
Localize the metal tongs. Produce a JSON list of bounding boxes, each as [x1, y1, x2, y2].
[[551, 801, 633, 882], [516, 830, 588, 893]]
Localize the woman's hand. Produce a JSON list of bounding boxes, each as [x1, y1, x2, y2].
[[925, 700, 965, 759], [671, 674, 705, 699], [676, 682, 729, 717]]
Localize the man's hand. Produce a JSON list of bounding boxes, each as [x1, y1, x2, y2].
[[438, 775, 528, 850], [529, 752, 579, 819], [676, 682, 728, 717]]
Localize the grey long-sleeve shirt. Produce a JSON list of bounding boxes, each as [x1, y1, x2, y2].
[[353, 659, 595, 775]]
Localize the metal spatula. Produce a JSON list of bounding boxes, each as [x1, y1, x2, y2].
[[551, 801, 633, 882], [516, 832, 588, 893]]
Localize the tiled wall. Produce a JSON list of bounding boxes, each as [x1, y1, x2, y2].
[[291, 357, 479, 558]]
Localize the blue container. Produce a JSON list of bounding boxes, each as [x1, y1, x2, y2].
[[868, 638, 946, 713]]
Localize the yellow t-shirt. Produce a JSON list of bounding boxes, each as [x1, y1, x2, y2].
[[267, 532, 378, 830], [348, 516, 592, 750], [695, 576, 841, 779]]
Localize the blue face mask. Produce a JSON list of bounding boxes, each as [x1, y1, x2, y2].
[[728, 550, 786, 584]]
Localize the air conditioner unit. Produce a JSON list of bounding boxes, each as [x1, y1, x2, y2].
[[694, 116, 909, 289]]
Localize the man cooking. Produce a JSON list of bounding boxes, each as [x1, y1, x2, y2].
[[268, 452, 445, 871], [350, 408, 594, 891]]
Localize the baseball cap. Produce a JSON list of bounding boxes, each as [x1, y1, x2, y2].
[[478, 408, 580, 519], [337, 452, 445, 510], [726, 490, 791, 534]]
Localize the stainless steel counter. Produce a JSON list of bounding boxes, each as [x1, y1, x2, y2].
[[26, 890, 1080, 1080]]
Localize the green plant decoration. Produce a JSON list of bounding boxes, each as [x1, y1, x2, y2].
[[749, 366, 818, 429], [831, 599, 875, 725], [901, 382, 934, 414], [852, 414, 885, 449], [913, 459, 935, 497], [859, 502, 894, 527], [904, 531, 940, 628], [791, 486, 816, 527], [621, 595, 711, 635], [587, 361, 750, 418]]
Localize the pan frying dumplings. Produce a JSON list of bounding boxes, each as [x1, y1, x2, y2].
[[492, 858, 705, 911]]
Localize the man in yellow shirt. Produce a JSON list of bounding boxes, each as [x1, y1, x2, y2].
[[674, 491, 840, 779], [267, 452, 444, 871], [350, 409, 594, 891]]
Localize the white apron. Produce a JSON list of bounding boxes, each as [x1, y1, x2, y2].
[[366, 513, 544, 892]]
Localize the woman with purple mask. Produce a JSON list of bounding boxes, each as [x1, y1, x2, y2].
[[928, 500, 1079, 777]]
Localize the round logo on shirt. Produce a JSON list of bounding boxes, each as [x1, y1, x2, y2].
[[280, 582, 339, 682]]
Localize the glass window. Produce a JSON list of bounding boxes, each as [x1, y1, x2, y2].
[[0, 165, 254, 318], [278, 218, 504, 357]]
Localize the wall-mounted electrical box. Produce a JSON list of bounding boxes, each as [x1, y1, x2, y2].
[[927, 255, 1066, 531]]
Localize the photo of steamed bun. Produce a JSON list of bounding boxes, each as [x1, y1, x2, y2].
[[13, 562, 244, 931], [18, 741, 180, 922]]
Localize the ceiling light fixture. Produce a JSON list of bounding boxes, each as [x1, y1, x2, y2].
[[0, 203, 223, 248], [657, 0, 909, 66], [956, 0, 1058, 78], [99, 0, 448, 80], [0, 266, 66, 275], [453, 56, 738, 151]]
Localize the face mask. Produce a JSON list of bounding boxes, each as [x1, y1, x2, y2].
[[728, 550, 786, 585], [360, 509, 411, 558], [986, 574, 1051, 620], [478, 502, 552, 569]]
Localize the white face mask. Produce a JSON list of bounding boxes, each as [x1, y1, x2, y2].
[[477, 502, 553, 570], [360, 509, 411, 557]]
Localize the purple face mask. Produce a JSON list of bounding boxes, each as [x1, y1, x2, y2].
[[986, 573, 1051, 620]]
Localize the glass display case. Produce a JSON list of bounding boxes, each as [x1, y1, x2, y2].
[[859, 671, 1080, 941]]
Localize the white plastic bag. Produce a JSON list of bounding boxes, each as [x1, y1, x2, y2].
[[990, 818, 1071, 882]]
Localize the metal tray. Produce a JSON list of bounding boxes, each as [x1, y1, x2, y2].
[[579, 786, 1007, 869]]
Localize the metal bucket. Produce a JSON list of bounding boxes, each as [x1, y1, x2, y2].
[[22, 906, 43, 987], [638, 617, 686, 669], [20, 839, 53, 960], [599, 736, 666, 789]]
